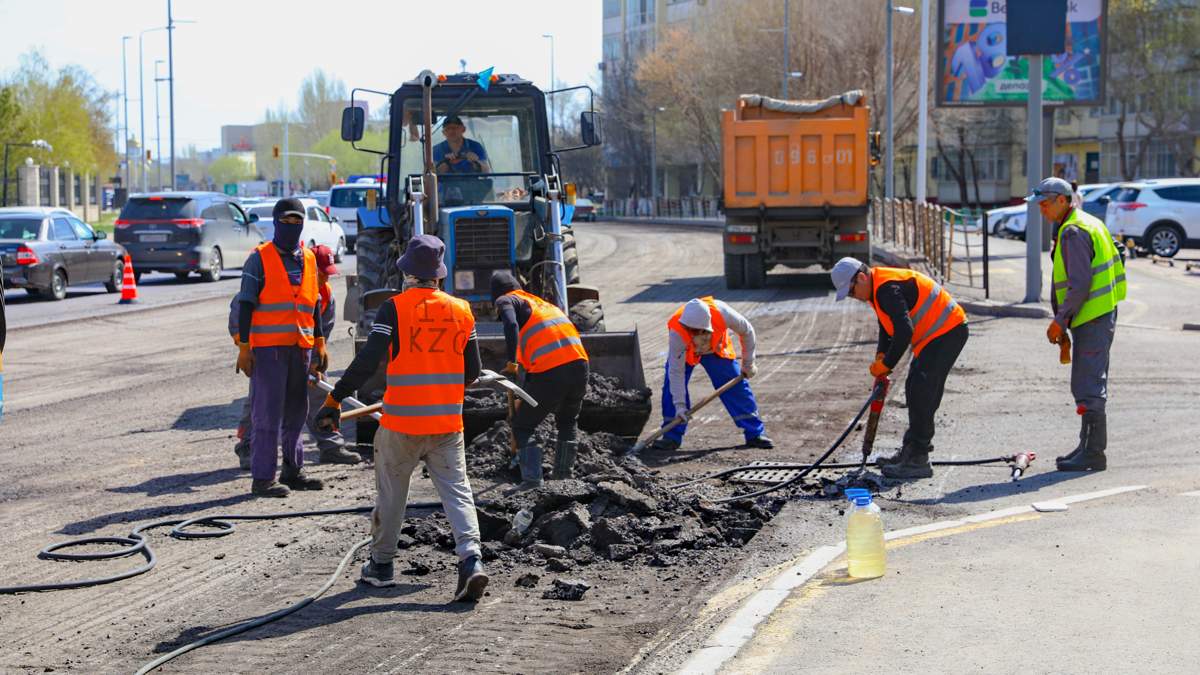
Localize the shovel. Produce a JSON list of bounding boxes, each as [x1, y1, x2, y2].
[[630, 374, 747, 454]]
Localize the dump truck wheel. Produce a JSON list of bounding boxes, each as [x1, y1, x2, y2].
[[725, 254, 746, 289], [569, 298, 605, 333], [563, 229, 581, 285], [744, 254, 767, 289]]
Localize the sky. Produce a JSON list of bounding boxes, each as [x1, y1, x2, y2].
[[0, 0, 604, 150]]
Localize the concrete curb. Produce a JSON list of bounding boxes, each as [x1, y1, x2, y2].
[[958, 299, 1051, 319]]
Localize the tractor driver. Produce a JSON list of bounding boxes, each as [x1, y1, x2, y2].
[[434, 116, 491, 174]]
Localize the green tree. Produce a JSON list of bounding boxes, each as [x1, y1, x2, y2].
[[208, 154, 255, 185]]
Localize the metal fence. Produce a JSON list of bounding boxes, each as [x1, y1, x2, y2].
[[870, 198, 991, 297], [603, 197, 721, 219]]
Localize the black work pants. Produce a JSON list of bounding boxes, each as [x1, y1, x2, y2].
[[511, 359, 589, 446], [902, 323, 968, 453]]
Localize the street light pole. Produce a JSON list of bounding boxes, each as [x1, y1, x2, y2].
[[167, 0, 176, 190], [155, 60, 165, 190], [782, 0, 790, 99], [139, 27, 168, 193], [542, 34, 555, 131], [122, 36, 131, 191], [885, 4, 915, 200], [650, 106, 665, 218], [915, 0, 931, 204]]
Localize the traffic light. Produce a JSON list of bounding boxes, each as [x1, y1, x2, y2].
[[329, 172, 338, 185], [145, 150, 152, 161], [272, 145, 280, 159]]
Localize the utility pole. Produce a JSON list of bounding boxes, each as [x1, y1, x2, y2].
[[168, 0, 177, 190], [915, 0, 931, 204], [155, 60, 165, 190], [782, 0, 790, 99], [139, 27, 168, 193], [122, 36, 131, 190], [542, 34, 555, 132], [1025, 55, 1043, 303], [283, 116, 290, 196], [885, 2, 893, 199]]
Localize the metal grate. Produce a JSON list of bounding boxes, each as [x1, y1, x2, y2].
[[453, 217, 510, 267], [729, 461, 805, 485]]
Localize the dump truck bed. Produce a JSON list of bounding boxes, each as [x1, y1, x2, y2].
[[722, 91, 870, 211]]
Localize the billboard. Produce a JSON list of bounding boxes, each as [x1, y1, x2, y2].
[[938, 0, 1107, 107]]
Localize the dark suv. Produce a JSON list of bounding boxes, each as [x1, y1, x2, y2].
[[114, 192, 265, 281]]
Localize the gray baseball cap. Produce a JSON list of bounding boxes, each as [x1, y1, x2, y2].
[[1026, 177, 1073, 203], [830, 256, 867, 301]]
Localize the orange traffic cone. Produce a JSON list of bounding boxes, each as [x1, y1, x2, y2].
[[118, 254, 139, 304]]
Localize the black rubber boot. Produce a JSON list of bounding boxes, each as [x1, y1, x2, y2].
[[745, 435, 775, 449], [251, 479, 290, 498], [881, 451, 934, 479], [234, 441, 252, 470], [1055, 414, 1089, 466], [1057, 412, 1107, 472], [280, 464, 325, 490], [504, 445, 543, 495], [552, 440, 578, 479], [877, 441, 928, 467], [453, 555, 489, 602], [319, 446, 363, 465], [650, 438, 680, 452]]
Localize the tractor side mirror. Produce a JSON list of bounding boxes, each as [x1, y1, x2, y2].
[[341, 106, 365, 142], [580, 111, 603, 147]]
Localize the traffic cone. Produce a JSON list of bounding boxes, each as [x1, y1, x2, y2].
[[118, 254, 139, 304]]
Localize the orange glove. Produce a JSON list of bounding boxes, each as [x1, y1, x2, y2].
[[310, 337, 329, 376], [869, 355, 891, 378], [236, 342, 254, 377], [502, 361, 520, 378], [1046, 319, 1065, 345]]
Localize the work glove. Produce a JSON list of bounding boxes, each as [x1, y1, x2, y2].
[[869, 355, 892, 379], [502, 361, 520, 378], [1046, 319, 1065, 345], [314, 393, 341, 433], [311, 337, 329, 376], [232, 334, 241, 346], [236, 342, 254, 377], [742, 361, 758, 379]]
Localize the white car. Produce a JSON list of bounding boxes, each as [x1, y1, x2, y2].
[[245, 197, 347, 262], [1104, 178, 1200, 257], [984, 204, 1027, 238], [327, 183, 384, 253]]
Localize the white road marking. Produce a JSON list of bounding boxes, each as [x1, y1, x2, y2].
[[673, 484, 1148, 675], [1180, 490, 1200, 497]]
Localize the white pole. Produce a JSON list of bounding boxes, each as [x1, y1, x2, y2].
[[282, 116, 290, 196], [1024, 55, 1044, 303], [122, 36, 131, 191], [915, 0, 931, 204]]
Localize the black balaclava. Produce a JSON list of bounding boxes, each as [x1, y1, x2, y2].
[[272, 197, 306, 252], [490, 270, 521, 302]]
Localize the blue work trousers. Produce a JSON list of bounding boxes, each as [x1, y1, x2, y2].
[[660, 355, 764, 444], [250, 346, 311, 481]]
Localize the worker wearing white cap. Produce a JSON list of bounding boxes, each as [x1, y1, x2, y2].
[[651, 297, 772, 451]]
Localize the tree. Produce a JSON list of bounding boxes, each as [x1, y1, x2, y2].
[[208, 154, 255, 186]]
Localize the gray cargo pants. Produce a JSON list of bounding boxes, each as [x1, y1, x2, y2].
[[370, 426, 482, 564], [1071, 309, 1116, 414]]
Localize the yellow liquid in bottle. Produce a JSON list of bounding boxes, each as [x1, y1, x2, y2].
[[846, 509, 886, 579]]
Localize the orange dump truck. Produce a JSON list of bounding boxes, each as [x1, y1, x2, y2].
[[721, 91, 880, 288]]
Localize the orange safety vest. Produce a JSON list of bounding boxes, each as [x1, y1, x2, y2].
[[381, 287, 476, 435], [668, 296, 738, 366], [870, 267, 966, 358], [249, 243, 318, 349], [508, 289, 588, 374]]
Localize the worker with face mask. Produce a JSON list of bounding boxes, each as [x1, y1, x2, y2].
[[234, 197, 329, 498], [651, 297, 772, 452]]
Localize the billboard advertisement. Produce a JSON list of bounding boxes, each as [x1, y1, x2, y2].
[[938, 0, 1107, 107]]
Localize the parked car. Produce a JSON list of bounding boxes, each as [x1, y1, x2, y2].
[[327, 183, 383, 252], [114, 192, 265, 282], [574, 197, 597, 222], [985, 204, 1027, 238], [309, 190, 330, 208], [0, 207, 128, 301], [244, 197, 346, 262], [1104, 178, 1200, 257], [1078, 183, 1120, 223]]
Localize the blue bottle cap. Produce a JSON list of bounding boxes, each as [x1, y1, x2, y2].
[[853, 495, 873, 506], [844, 488, 869, 501]]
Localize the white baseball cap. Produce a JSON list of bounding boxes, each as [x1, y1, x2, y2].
[[679, 298, 714, 331], [830, 257, 867, 301]]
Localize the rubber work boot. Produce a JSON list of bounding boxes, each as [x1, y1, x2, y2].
[[319, 446, 362, 465], [251, 479, 290, 498], [552, 440, 578, 479], [877, 441, 928, 467], [881, 451, 934, 480], [650, 438, 680, 452], [453, 555, 489, 602], [1057, 412, 1107, 472], [745, 435, 774, 449], [280, 464, 325, 491], [234, 441, 252, 470], [1055, 411, 1089, 466], [360, 560, 396, 587]]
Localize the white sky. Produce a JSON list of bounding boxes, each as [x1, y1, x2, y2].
[[0, 0, 603, 150]]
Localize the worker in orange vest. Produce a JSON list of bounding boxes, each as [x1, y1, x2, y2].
[[313, 235, 488, 603], [234, 198, 329, 498], [830, 257, 969, 480], [490, 271, 589, 491], [652, 296, 772, 452]]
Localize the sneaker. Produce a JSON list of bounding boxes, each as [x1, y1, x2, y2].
[[360, 560, 396, 588], [649, 438, 680, 452], [251, 479, 290, 498], [280, 465, 325, 491], [453, 555, 489, 602], [319, 446, 363, 465], [744, 435, 774, 449]]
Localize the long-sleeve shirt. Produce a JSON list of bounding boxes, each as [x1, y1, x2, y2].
[[874, 278, 917, 369], [495, 293, 533, 362], [235, 244, 323, 344], [666, 300, 756, 411], [330, 294, 482, 403], [1049, 212, 1096, 328]]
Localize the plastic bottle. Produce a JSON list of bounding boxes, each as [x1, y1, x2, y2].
[[846, 493, 886, 579], [511, 508, 533, 536]]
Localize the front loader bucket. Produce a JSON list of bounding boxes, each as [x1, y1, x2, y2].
[[465, 329, 651, 441]]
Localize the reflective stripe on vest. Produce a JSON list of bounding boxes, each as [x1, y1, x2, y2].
[[249, 243, 318, 348], [870, 267, 966, 358], [667, 296, 737, 366], [1052, 209, 1126, 328], [510, 289, 588, 373], [381, 287, 475, 435]]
